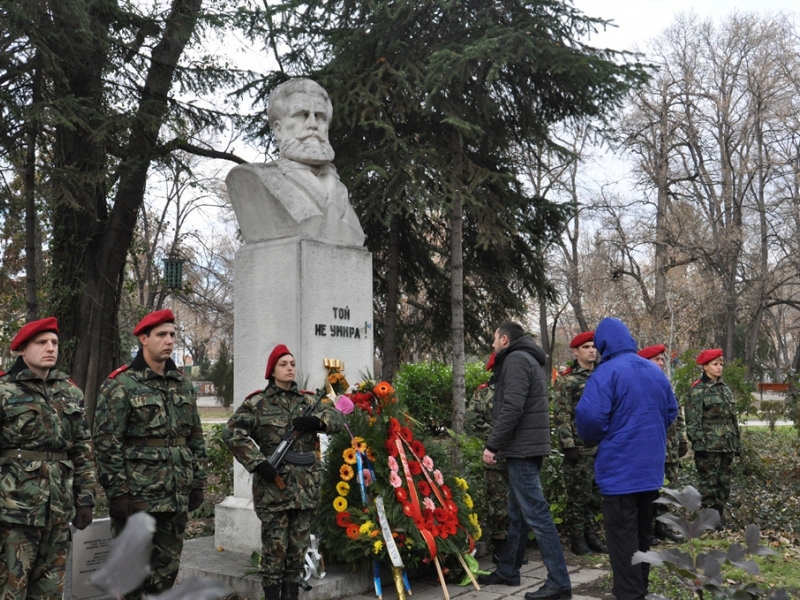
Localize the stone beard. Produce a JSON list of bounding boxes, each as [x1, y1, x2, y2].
[[280, 134, 336, 166]]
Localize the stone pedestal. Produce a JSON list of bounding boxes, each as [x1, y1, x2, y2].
[[214, 237, 373, 554]]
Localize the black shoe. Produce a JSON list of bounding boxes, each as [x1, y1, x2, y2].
[[585, 532, 608, 553], [283, 581, 300, 600], [655, 521, 685, 543], [477, 570, 520, 586], [525, 585, 573, 600], [570, 535, 591, 555]]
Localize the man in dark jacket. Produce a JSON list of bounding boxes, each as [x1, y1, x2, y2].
[[576, 318, 678, 600], [478, 322, 572, 600]]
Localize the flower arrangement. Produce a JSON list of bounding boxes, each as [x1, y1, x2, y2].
[[317, 379, 480, 575]]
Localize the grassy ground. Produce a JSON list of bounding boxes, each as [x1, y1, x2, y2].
[[198, 405, 233, 420]]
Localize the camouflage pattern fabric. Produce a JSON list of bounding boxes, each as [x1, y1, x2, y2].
[[93, 351, 207, 514], [665, 402, 687, 464], [223, 382, 343, 585], [110, 511, 187, 600], [693, 451, 734, 511], [552, 363, 601, 536], [0, 357, 96, 527], [257, 508, 314, 587], [684, 376, 741, 454], [465, 383, 509, 538], [0, 524, 69, 600], [222, 382, 343, 513], [552, 363, 596, 452], [562, 453, 602, 538]]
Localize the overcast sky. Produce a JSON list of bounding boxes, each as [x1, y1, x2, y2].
[[571, 0, 797, 52]]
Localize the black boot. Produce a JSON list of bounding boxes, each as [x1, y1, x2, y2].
[[263, 583, 282, 600], [283, 581, 300, 600], [492, 537, 507, 564], [585, 532, 608, 553], [714, 505, 726, 531], [570, 535, 591, 555], [655, 520, 685, 542]]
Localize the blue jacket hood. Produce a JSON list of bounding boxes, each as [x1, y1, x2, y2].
[[595, 317, 638, 361]]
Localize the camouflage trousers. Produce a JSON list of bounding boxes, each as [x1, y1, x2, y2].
[[0, 523, 69, 600], [257, 508, 313, 587], [694, 451, 734, 511], [562, 453, 602, 538], [655, 461, 682, 518], [111, 511, 187, 600], [484, 467, 509, 540]]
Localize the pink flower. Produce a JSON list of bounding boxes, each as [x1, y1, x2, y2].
[[388, 456, 399, 472], [423, 497, 436, 511], [434, 470, 444, 485], [422, 456, 434, 471], [389, 472, 403, 488], [363, 470, 373, 486]]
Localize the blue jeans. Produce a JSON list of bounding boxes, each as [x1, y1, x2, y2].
[[496, 457, 571, 590]]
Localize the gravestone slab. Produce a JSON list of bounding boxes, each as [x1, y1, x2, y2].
[[65, 518, 113, 600]]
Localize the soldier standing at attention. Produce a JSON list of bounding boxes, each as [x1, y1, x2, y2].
[[684, 348, 741, 529], [93, 309, 207, 600], [223, 345, 343, 600], [637, 345, 687, 544], [552, 331, 606, 555], [0, 317, 96, 600]]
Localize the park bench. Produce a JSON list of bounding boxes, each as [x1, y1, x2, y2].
[[757, 382, 789, 399]]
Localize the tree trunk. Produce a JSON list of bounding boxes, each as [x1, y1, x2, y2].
[[381, 213, 401, 381], [24, 60, 40, 322], [538, 294, 551, 377], [450, 132, 466, 454]]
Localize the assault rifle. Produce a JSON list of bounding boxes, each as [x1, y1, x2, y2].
[[266, 388, 328, 489]]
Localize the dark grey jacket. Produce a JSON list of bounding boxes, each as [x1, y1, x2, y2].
[[485, 335, 551, 459]]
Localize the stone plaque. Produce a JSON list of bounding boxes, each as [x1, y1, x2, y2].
[[66, 518, 113, 600]]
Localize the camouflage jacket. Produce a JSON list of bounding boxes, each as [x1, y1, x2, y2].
[[93, 350, 207, 513], [684, 374, 741, 454], [666, 398, 687, 463], [222, 382, 343, 514], [552, 363, 596, 452], [464, 383, 505, 471], [0, 356, 96, 527]]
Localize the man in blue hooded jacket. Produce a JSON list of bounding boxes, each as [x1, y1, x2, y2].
[[575, 318, 677, 600]]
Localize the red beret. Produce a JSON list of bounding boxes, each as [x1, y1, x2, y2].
[[11, 317, 59, 351], [570, 331, 594, 348], [485, 353, 496, 371], [133, 309, 175, 336], [696, 348, 723, 365], [265, 344, 293, 379], [638, 344, 666, 360]]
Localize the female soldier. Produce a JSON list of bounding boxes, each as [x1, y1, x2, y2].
[[684, 348, 741, 528], [223, 345, 342, 600]]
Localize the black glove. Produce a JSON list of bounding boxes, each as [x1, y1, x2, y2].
[[108, 494, 133, 523], [73, 506, 93, 530], [678, 440, 689, 458], [563, 447, 580, 463], [256, 460, 278, 481], [292, 416, 324, 432], [188, 489, 204, 512]]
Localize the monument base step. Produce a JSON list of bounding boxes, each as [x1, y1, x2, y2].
[[177, 536, 372, 600]]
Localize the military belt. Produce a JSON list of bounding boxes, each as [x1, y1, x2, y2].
[[283, 450, 316, 466], [124, 436, 187, 447], [0, 448, 68, 460]]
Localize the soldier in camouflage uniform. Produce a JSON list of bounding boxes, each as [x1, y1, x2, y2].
[[0, 317, 96, 600], [464, 353, 530, 564], [684, 348, 741, 529], [552, 331, 606, 556], [638, 345, 687, 543], [223, 344, 344, 600], [93, 309, 207, 600]]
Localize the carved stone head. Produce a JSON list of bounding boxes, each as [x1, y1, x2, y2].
[[268, 78, 335, 166]]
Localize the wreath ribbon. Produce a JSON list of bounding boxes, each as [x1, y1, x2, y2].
[[396, 438, 437, 560]]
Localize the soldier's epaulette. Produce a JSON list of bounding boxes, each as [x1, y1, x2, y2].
[[0, 371, 5, 377], [560, 367, 573, 376], [108, 365, 130, 379], [246, 389, 263, 400], [477, 382, 488, 390], [67, 378, 80, 388], [691, 378, 702, 388]]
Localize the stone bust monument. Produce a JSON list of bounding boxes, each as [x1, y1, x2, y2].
[[226, 78, 365, 247]]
